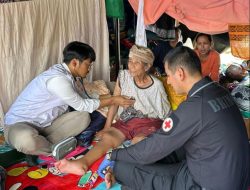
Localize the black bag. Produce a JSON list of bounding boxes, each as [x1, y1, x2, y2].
[[77, 111, 106, 147], [0, 165, 6, 190]]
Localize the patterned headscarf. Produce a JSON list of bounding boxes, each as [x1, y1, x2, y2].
[[129, 45, 154, 67]]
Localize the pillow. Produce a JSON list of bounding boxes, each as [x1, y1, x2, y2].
[[83, 80, 111, 117]]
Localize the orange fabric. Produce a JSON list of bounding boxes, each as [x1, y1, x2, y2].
[[128, 0, 249, 34], [195, 49, 220, 82], [229, 24, 250, 60]]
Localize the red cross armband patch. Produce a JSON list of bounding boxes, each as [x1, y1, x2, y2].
[[161, 113, 179, 134], [162, 117, 173, 132]]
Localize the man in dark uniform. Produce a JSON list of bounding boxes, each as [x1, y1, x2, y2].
[[105, 46, 249, 190]]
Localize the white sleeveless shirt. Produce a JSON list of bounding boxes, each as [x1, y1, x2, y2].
[[118, 70, 171, 120]]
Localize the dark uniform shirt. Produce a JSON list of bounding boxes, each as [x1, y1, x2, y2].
[[111, 77, 249, 190]]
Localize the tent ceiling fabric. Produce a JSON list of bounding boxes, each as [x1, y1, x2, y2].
[[128, 0, 250, 34]]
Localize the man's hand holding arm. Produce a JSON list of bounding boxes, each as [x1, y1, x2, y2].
[[98, 96, 135, 110]]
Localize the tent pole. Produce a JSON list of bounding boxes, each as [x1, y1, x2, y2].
[[114, 18, 121, 80]]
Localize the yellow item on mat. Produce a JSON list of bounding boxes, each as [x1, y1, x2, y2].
[[27, 168, 49, 179], [7, 166, 29, 177], [159, 77, 187, 110]]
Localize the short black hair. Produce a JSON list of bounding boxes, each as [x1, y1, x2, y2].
[[164, 46, 202, 75], [63, 41, 96, 64]]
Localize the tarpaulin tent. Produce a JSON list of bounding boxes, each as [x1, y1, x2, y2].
[[128, 0, 249, 34]]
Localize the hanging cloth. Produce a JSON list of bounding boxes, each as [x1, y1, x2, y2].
[[135, 0, 147, 47], [229, 24, 250, 60], [129, 0, 249, 34]]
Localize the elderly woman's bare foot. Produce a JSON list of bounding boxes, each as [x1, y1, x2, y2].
[[54, 158, 88, 176]]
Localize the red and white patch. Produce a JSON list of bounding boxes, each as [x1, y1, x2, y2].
[[162, 117, 173, 132]]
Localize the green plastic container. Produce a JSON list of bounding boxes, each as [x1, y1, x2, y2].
[[106, 0, 125, 19], [241, 110, 250, 118]]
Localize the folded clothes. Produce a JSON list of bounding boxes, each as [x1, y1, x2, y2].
[[119, 106, 146, 123]]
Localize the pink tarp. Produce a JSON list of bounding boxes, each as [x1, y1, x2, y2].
[[128, 0, 250, 34]]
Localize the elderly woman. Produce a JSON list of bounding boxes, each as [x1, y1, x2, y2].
[[55, 45, 171, 175]]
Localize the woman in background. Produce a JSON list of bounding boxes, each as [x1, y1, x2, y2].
[[194, 33, 220, 81]]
